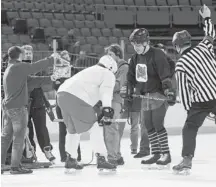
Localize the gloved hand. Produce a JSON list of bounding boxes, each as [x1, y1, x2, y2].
[[98, 107, 114, 126], [164, 89, 176, 106]]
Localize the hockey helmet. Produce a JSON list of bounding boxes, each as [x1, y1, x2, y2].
[[172, 30, 191, 48], [98, 55, 118, 74], [129, 28, 150, 44]]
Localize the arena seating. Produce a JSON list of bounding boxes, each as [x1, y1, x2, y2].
[[1, 0, 216, 60]]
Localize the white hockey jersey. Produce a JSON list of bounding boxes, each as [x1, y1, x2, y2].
[[57, 65, 116, 107]]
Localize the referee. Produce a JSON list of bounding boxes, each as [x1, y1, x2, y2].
[[172, 4, 216, 174]]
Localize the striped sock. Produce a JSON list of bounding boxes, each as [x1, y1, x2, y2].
[[157, 128, 170, 154], [148, 129, 161, 154]]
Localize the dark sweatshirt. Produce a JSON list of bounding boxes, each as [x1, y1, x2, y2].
[[3, 58, 53, 110]]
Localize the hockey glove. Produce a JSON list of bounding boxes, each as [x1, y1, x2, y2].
[[98, 107, 114, 126], [164, 89, 176, 106]]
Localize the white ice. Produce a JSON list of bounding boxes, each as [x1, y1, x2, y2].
[[1, 134, 216, 187]]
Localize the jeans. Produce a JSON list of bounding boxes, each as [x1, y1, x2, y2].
[[103, 101, 122, 161], [1, 106, 28, 167], [119, 110, 150, 154]]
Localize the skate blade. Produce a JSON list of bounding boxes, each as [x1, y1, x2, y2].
[[64, 168, 82, 174], [173, 168, 191, 176], [141, 164, 158, 170], [157, 164, 171, 170], [98, 168, 117, 175]]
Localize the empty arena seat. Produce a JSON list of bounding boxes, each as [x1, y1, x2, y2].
[[94, 0, 105, 4], [24, 2, 35, 10], [32, 12, 44, 19], [39, 18, 51, 28], [178, 0, 190, 5], [13, 2, 25, 9], [2, 43, 13, 51], [95, 21, 106, 28], [14, 19, 28, 34], [124, 0, 134, 5], [75, 14, 85, 21], [112, 28, 123, 37], [54, 3, 64, 12], [7, 11, 19, 21], [20, 34, 31, 44], [27, 18, 39, 29], [145, 0, 156, 6], [76, 36, 86, 45], [190, 0, 202, 5], [65, 13, 75, 21], [101, 28, 112, 37], [91, 28, 102, 37], [64, 3, 75, 12], [104, 10, 134, 25], [8, 34, 21, 44], [156, 0, 168, 6], [1, 35, 8, 45], [56, 28, 68, 36], [167, 0, 178, 6], [54, 13, 65, 20], [85, 5, 95, 13], [44, 27, 57, 37], [85, 14, 95, 21], [52, 19, 64, 28], [108, 36, 118, 44], [173, 8, 199, 25], [63, 20, 74, 29], [114, 0, 124, 5], [137, 10, 169, 25], [36, 43, 49, 51], [201, 0, 212, 6], [85, 20, 95, 28], [3, 2, 15, 9], [122, 29, 132, 37], [44, 3, 55, 11], [84, 0, 94, 4], [98, 36, 109, 46], [93, 44, 104, 54], [81, 28, 91, 37], [43, 12, 54, 20], [86, 36, 98, 45], [2, 26, 14, 35], [34, 2, 45, 10], [19, 11, 32, 19], [74, 20, 85, 28], [134, 0, 145, 6], [74, 4, 85, 12], [32, 28, 45, 43], [81, 44, 92, 53]]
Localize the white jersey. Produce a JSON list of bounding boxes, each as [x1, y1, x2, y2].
[[58, 65, 116, 107]]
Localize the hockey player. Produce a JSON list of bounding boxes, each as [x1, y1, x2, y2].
[[56, 55, 118, 172], [172, 5, 216, 174], [1, 46, 59, 174], [125, 28, 176, 168], [22, 45, 56, 163], [103, 44, 129, 166], [53, 50, 82, 162]]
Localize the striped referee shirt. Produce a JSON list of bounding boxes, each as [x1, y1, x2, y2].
[[175, 18, 216, 111]]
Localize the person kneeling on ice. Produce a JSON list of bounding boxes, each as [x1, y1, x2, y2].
[[57, 55, 118, 172]]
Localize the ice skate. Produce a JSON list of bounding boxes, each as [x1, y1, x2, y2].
[[64, 155, 83, 174], [172, 156, 192, 175], [156, 153, 171, 170], [10, 165, 33, 175], [43, 146, 56, 164], [96, 153, 116, 174], [141, 154, 160, 170]]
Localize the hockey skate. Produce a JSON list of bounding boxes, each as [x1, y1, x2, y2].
[[141, 154, 160, 170], [156, 153, 171, 170], [64, 155, 83, 174], [44, 146, 56, 164], [96, 153, 116, 174], [172, 156, 192, 175]]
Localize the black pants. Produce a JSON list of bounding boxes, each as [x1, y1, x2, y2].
[[28, 107, 52, 153], [143, 103, 167, 133], [56, 104, 81, 160], [182, 100, 216, 157]]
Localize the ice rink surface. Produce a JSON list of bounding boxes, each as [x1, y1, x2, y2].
[[1, 134, 216, 187]]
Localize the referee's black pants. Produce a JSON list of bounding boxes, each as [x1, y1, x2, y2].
[[56, 104, 81, 161], [182, 100, 216, 157]]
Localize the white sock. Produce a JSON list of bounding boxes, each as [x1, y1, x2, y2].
[[66, 133, 80, 159], [89, 122, 106, 156]]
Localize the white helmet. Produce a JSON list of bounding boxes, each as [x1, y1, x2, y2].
[[98, 55, 117, 74]]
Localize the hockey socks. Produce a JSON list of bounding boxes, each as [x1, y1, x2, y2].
[[66, 133, 80, 159], [157, 128, 170, 154], [148, 129, 161, 154]]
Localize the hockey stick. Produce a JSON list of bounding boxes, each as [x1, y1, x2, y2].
[[132, 94, 181, 103], [25, 129, 38, 162], [53, 118, 127, 123], [80, 151, 96, 167]]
